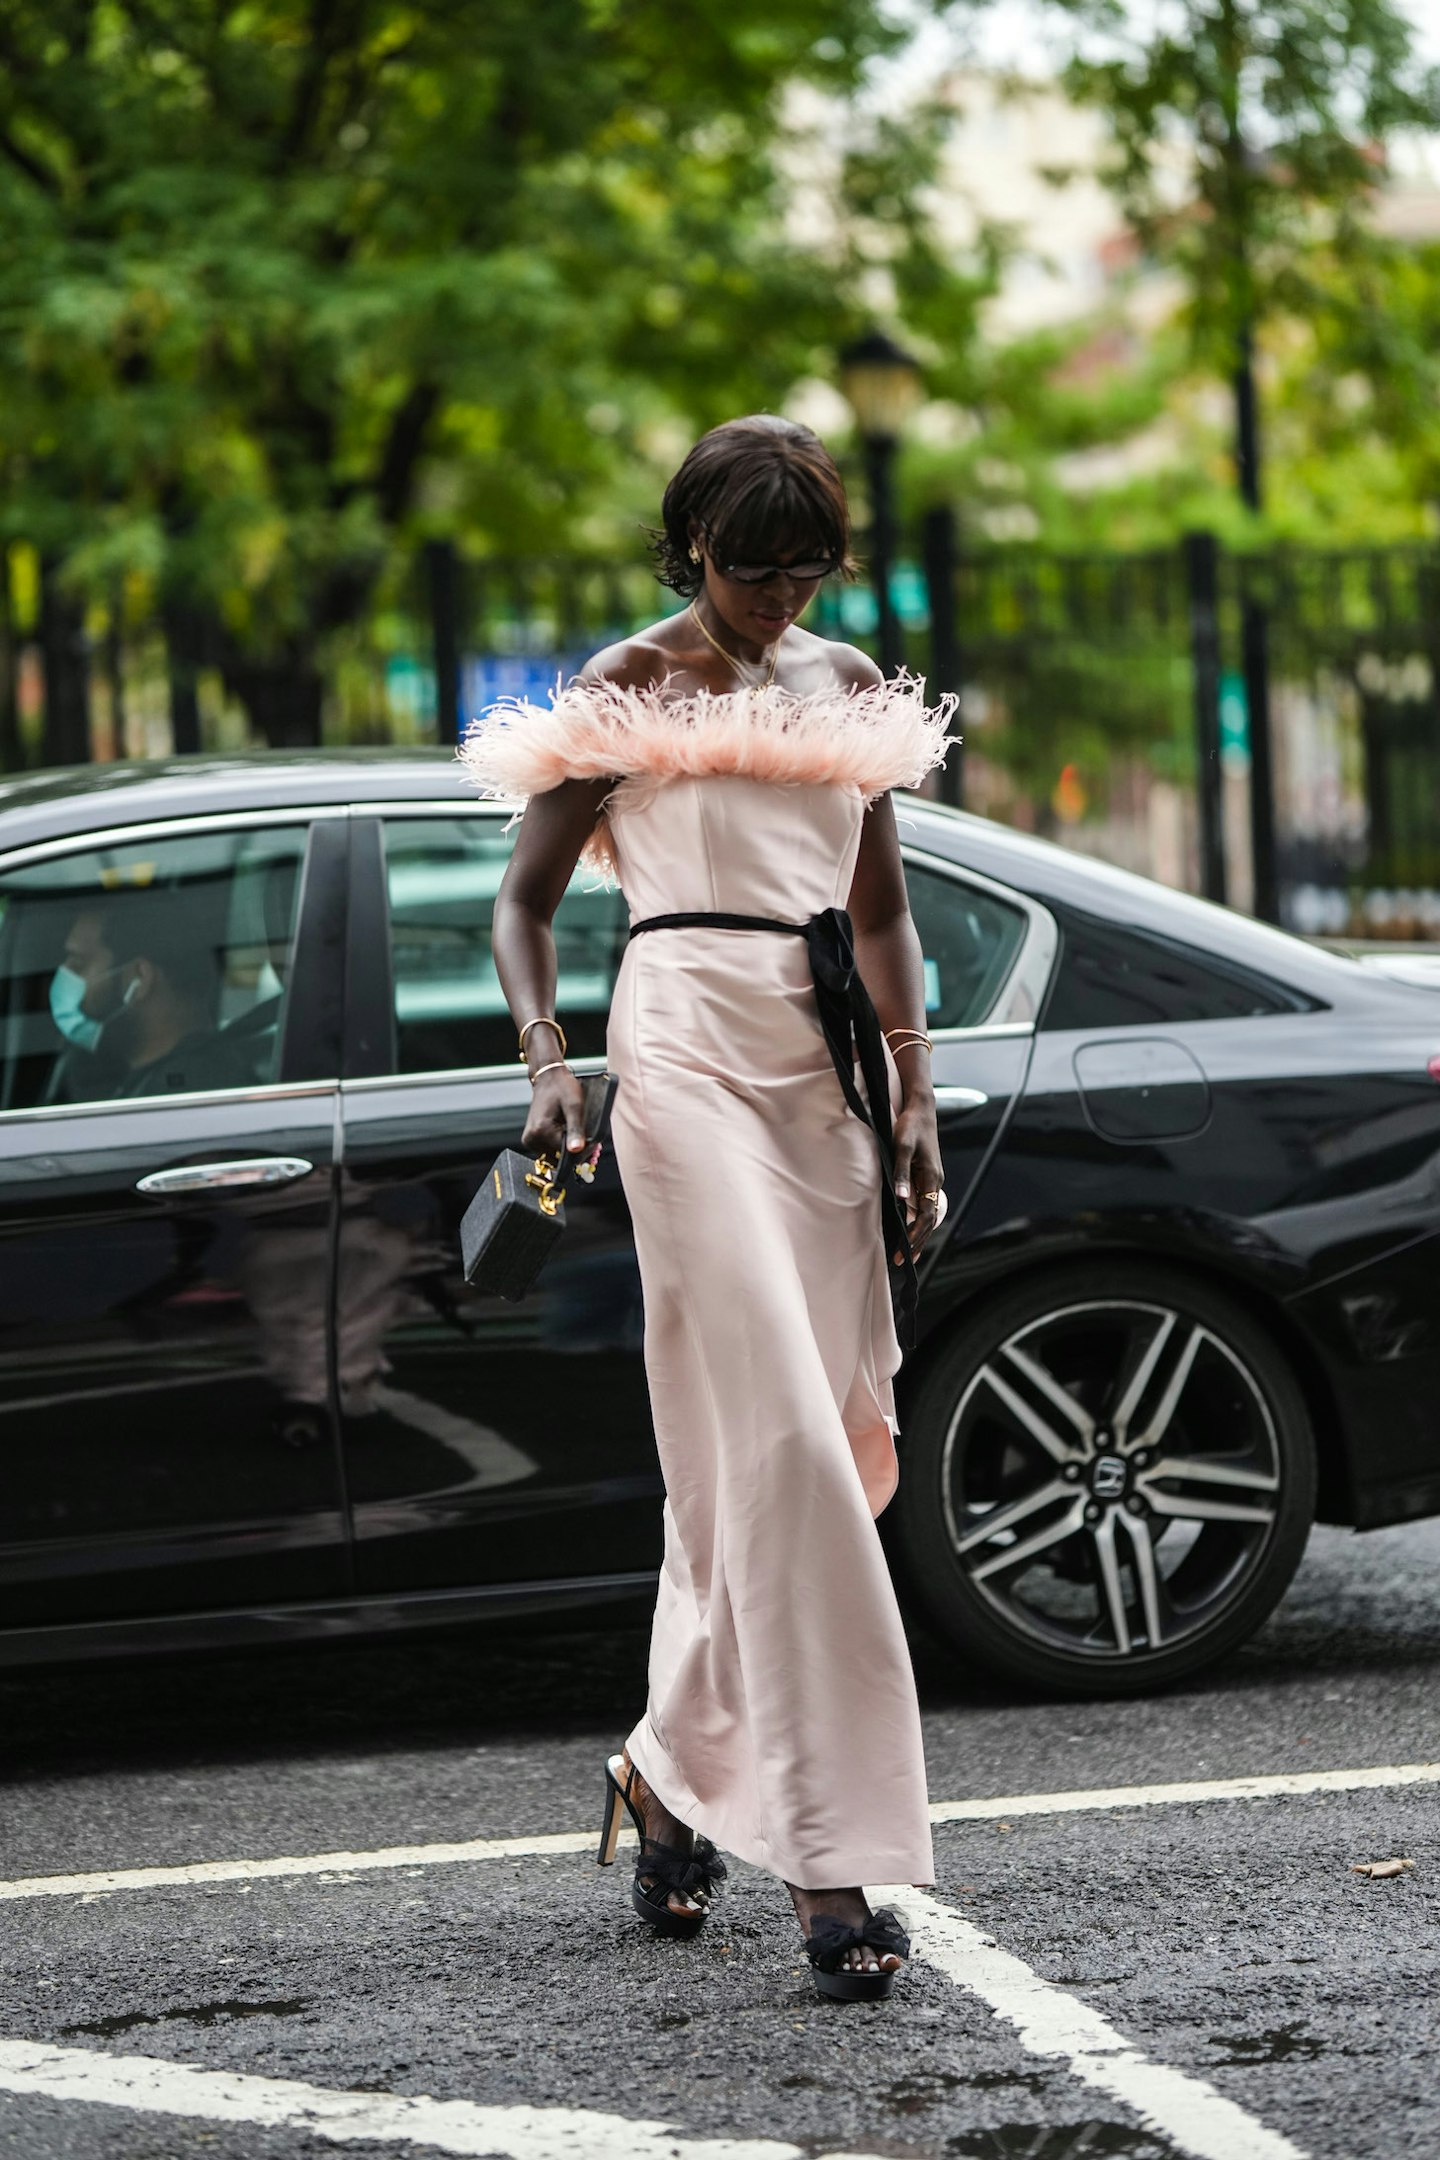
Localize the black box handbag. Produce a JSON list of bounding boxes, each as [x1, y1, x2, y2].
[[460, 1069, 618, 1301]]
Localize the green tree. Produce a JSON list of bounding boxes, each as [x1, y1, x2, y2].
[[1044, 0, 1440, 517], [0, 0, 982, 749]]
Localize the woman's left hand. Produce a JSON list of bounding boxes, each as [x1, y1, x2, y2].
[[891, 1100, 947, 1265]]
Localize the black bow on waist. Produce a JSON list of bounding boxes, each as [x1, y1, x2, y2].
[[626, 904, 919, 1351]]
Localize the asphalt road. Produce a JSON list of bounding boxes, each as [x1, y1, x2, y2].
[[1, 1516, 1437, 2160]]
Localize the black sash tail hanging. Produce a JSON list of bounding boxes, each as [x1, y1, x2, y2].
[[626, 904, 919, 1352]]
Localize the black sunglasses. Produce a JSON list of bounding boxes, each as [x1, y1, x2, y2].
[[700, 529, 837, 586]]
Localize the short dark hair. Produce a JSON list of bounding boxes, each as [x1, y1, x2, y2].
[[650, 415, 857, 599], [93, 889, 221, 1010]]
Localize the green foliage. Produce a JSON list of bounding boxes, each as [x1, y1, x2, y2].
[[0, 0, 989, 735], [1048, 0, 1440, 361], [886, 0, 1440, 651], [1038, 0, 1440, 522]]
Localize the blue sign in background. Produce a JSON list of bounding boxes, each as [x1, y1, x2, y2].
[[461, 653, 589, 730]]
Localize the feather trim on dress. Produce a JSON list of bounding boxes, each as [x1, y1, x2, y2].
[[455, 673, 958, 885]]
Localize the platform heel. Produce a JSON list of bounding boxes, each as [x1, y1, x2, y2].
[[597, 1750, 727, 1939]]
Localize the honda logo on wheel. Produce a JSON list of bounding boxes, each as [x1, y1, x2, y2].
[[1091, 1455, 1127, 1499]]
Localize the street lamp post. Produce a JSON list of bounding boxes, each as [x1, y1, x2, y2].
[[838, 330, 922, 677]]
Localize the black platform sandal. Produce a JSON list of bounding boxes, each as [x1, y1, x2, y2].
[[597, 1751, 728, 1939], [802, 1906, 911, 2002]]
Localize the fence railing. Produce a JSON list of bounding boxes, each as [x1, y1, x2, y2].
[[403, 528, 1440, 940], [8, 526, 1440, 938]]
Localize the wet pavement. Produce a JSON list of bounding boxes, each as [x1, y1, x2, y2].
[[0, 1515, 1436, 2159]]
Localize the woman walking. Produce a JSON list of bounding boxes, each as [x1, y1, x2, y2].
[[461, 415, 952, 2001]]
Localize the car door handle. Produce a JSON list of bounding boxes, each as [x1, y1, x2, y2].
[[933, 1086, 990, 1114], [136, 1156, 316, 1197]]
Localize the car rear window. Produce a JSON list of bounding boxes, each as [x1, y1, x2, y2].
[[903, 862, 1029, 1029], [1042, 913, 1312, 1030]]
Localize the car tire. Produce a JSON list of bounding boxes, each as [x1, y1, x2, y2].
[[889, 1261, 1317, 1697]]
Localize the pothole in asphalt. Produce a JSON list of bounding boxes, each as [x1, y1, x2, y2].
[[1207, 2020, 1326, 2065], [62, 1996, 310, 2038]]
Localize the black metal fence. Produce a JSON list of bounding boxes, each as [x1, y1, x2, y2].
[[904, 519, 1440, 940], [10, 525, 1439, 939], [347, 526, 1440, 940]]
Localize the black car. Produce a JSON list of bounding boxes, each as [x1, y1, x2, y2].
[[1, 751, 1437, 1696]]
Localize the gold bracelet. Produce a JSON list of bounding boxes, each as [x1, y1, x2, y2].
[[529, 1059, 571, 1084], [885, 1030, 933, 1053], [884, 1025, 932, 1044], [517, 1015, 567, 1062]]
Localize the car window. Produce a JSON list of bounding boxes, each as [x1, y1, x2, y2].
[[384, 817, 628, 1074], [0, 826, 307, 1113], [903, 861, 1029, 1029], [1042, 913, 1308, 1030]]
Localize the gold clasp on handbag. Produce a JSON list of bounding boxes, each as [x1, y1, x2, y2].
[[526, 1155, 566, 1216]]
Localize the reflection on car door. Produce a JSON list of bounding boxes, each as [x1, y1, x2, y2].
[[0, 814, 348, 1630], [900, 853, 1051, 1320], [334, 811, 661, 1598]]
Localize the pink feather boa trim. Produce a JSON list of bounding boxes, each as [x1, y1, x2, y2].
[[455, 673, 957, 884]]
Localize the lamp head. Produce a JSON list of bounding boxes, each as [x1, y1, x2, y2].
[[838, 329, 923, 445]]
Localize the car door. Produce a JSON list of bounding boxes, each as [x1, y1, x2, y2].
[[332, 810, 1054, 1596], [334, 809, 659, 1597], [899, 847, 1053, 1318], [0, 811, 348, 1630]]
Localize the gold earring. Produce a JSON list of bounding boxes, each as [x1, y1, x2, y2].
[[688, 543, 701, 564]]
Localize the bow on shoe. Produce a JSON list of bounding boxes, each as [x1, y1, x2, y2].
[[637, 1835, 728, 1901], [803, 1905, 911, 1974]]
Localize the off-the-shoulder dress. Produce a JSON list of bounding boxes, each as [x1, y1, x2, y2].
[[460, 674, 948, 1889]]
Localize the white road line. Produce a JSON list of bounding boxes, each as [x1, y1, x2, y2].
[[874, 1884, 1306, 2160], [2, 1758, 1434, 1905], [927, 1757, 1440, 1826], [0, 1829, 606, 1904], [0, 1877, 1312, 2160], [0, 2038, 886, 2160]]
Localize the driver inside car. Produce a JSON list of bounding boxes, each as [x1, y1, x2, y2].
[[48, 891, 258, 1102]]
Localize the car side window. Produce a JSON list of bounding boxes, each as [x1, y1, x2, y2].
[[903, 861, 1029, 1029], [383, 817, 628, 1074], [0, 826, 307, 1113], [1042, 913, 1306, 1030]]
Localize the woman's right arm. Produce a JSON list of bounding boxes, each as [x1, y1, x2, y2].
[[491, 773, 614, 1163]]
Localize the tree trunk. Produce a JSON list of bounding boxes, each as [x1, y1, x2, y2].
[[0, 549, 22, 772], [39, 555, 91, 767], [223, 649, 326, 747], [164, 600, 205, 754]]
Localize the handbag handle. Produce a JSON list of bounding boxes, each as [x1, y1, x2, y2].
[[534, 1069, 618, 1203]]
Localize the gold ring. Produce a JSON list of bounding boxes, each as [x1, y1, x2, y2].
[[919, 1190, 941, 1203]]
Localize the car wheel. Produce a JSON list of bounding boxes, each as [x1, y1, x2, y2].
[[891, 1262, 1317, 1696]]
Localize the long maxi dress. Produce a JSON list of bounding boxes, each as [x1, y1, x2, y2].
[[460, 676, 951, 1890]]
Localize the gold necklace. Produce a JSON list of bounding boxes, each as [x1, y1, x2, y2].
[[689, 601, 781, 693]]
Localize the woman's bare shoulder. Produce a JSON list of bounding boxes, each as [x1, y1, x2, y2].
[[821, 637, 885, 693], [577, 618, 688, 693], [777, 624, 884, 694]]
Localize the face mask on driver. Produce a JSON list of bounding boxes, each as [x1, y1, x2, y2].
[[49, 964, 105, 1053]]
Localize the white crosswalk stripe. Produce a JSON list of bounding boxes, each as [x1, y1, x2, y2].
[[1, 1757, 1433, 1904]]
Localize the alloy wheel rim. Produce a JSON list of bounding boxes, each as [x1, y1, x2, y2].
[[940, 1298, 1282, 1662]]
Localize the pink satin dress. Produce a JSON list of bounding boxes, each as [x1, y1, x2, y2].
[[605, 770, 935, 1889], [459, 675, 950, 1890]]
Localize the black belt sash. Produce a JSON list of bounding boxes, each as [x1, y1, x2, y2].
[[626, 904, 917, 1351]]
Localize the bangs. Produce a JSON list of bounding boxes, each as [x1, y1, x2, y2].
[[651, 414, 855, 597], [703, 459, 846, 567]]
